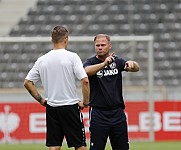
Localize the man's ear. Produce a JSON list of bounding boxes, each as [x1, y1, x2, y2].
[[109, 43, 112, 49]]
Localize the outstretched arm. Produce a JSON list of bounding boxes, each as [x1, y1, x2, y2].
[[24, 79, 47, 107], [124, 61, 139, 72]]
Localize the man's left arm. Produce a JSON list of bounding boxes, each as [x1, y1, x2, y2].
[[124, 61, 139, 72], [24, 79, 47, 106]]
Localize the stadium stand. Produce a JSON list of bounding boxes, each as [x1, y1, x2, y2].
[[0, 0, 38, 36], [0, 0, 181, 88]]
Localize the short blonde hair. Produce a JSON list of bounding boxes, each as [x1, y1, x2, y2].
[[51, 26, 69, 43], [94, 34, 111, 42]]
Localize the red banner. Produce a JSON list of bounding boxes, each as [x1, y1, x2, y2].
[[0, 101, 180, 142], [125, 101, 181, 141]]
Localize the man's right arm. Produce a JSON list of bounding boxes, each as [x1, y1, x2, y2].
[[81, 77, 90, 107], [84, 62, 106, 76], [84, 55, 115, 76]]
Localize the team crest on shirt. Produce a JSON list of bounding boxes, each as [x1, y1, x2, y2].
[[109, 62, 116, 69]]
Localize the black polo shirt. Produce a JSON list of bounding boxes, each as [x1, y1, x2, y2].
[[83, 55, 126, 109]]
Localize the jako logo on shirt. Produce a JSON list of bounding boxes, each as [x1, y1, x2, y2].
[[96, 62, 118, 78]]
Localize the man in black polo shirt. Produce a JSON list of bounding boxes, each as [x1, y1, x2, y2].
[[83, 34, 139, 150]]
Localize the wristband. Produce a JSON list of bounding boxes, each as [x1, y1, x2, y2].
[[83, 102, 89, 107]]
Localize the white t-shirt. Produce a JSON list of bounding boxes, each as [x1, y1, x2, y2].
[[25, 49, 87, 107]]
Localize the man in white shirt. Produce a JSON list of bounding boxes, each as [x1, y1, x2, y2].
[[24, 25, 90, 150]]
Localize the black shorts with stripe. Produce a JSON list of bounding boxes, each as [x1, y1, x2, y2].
[[89, 107, 129, 150], [46, 103, 86, 148]]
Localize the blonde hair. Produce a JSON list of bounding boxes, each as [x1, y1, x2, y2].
[[94, 34, 111, 42], [51, 26, 69, 43]]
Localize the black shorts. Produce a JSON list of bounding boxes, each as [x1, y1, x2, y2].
[[90, 107, 129, 150], [46, 103, 86, 148]]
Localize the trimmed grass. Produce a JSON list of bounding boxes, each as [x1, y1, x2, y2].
[[130, 141, 181, 150], [0, 141, 181, 150]]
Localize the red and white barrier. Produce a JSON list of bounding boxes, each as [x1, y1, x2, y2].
[[0, 101, 180, 142]]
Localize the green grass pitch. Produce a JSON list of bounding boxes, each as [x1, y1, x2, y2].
[[0, 141, 181, 150]]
